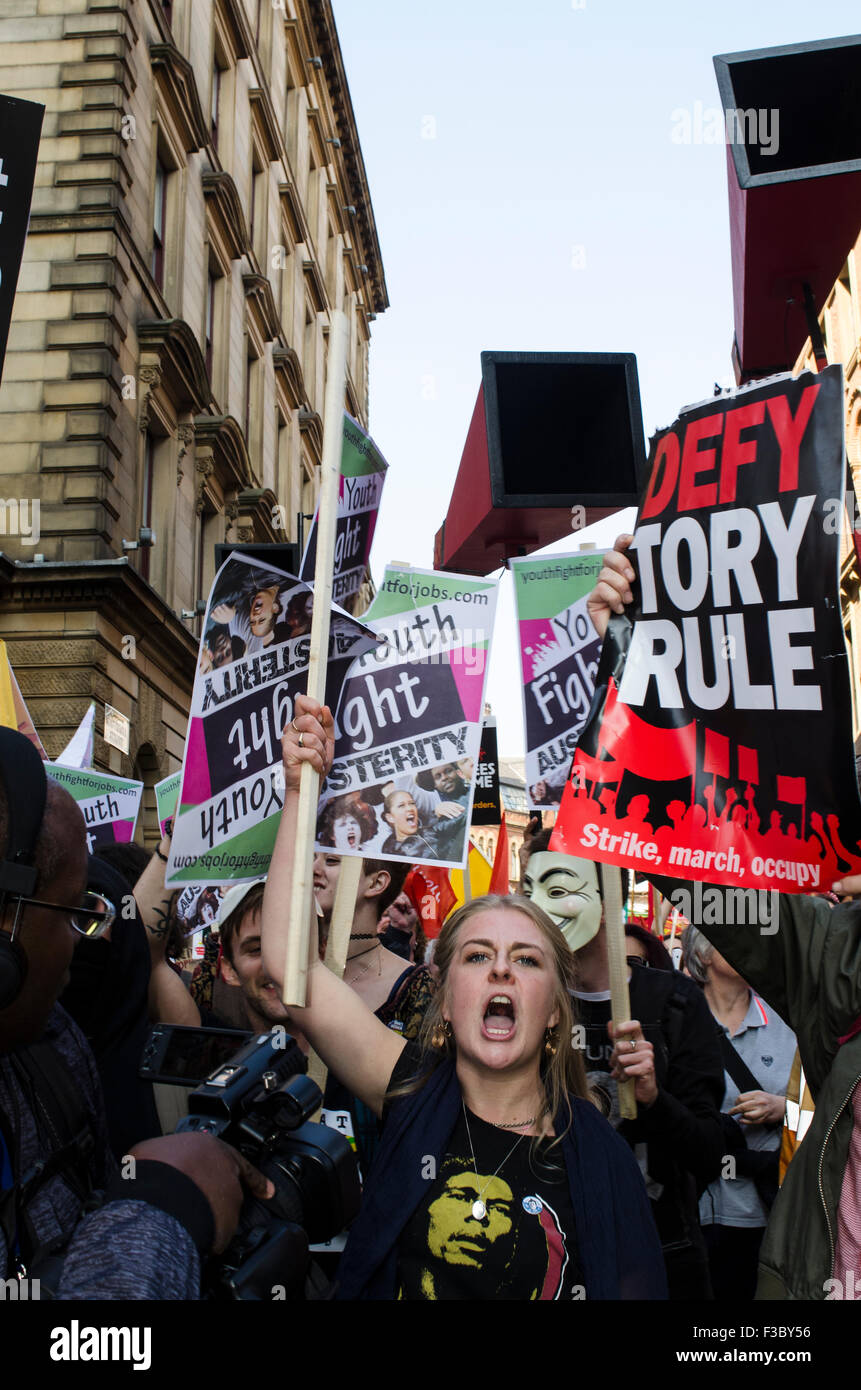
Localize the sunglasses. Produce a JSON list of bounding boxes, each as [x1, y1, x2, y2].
[[10, 891, 116, 939]]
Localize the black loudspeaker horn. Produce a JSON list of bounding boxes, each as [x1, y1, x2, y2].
[[434, 351, 646, 576], [714, 34, 861, 381], [213, 542, 301, 576]]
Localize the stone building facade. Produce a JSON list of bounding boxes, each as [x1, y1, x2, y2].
[[0, 0, 386, 841]]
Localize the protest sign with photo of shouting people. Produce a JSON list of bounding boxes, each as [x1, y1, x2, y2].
[[512, 551, 604, 810], [552, 366, 861, 893], [167, 553, 378, 886], [314, 564, 499, 868], [156, 771, 230, 942]]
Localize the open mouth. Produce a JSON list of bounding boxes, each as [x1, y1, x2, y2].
[[483, 994, 515, 1040]]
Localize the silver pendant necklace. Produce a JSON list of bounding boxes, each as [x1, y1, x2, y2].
[[462, 1101, 528, 1222]]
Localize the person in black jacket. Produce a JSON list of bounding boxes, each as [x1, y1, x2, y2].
[[0, 731, 270, 1297], [522, 833, 725, 1299]]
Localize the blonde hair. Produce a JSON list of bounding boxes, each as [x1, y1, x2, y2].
[[391, 893, 590, 1139]]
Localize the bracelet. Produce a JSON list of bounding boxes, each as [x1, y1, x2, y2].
[[156, 847, 169, 862]]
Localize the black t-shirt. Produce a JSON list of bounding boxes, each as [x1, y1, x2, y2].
[[390, 1052, 583, 1300]]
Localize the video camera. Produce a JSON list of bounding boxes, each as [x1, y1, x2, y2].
[[143, 1025, 360, 1299]]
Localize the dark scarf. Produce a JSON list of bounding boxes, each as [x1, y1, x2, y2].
[[336, 1055, 668, 1300]]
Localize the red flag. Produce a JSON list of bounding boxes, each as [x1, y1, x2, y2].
[[570, 747, 618, 794], [597, 678, 696, 782], [738, 745, 759, 784], [404, 865, 456, 939], [489, 815, 510, 896], [703, 729, 730, 779], [776, 775, 806, 805]]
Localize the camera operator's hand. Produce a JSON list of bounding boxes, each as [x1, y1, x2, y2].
[[586, 533, 636, 640], [280, 694, 335, 792], [129, 1134, 274, 1254]]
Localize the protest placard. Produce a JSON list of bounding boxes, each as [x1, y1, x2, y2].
[[155, 771, 181, 837], [0, 640, 46, 756], [314, 564, 498, 869], [552, 366, 861, 893], [166, 553, 377, 885], [300, 412, 388, 608], [47, 763, 142, 852], [471, 721, 502, 826], [511, 552, 604, 810], [57, 703, 95, 769], [156, 771, 233, 935]]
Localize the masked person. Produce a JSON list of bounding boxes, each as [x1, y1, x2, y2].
[[521, 835, 725, 1300], [260, 697, 666, 1301], [0, 730, 270, 1298]]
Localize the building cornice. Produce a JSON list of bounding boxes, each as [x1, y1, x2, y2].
[[150, 43, 209, 154], [0, 557, 198, 686], [307, 0, 389, 315], [202, 170, 252, 262]]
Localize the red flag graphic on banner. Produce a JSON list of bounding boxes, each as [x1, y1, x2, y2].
[[404, 865, 456, 939], [593, 679, 696, 783], [572, 747, 618, 786], [738, 746, 759, 785], [489, 815, 510, 896], [703, 729, 730, 779], [776, 775, 807, 805]]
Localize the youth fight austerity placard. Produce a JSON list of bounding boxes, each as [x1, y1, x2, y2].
[[166, 554, 377, 885], [300, 412, 388, 607], [314, 564, 498, 869], [552, 366, 861, 893], [48, 764, 142, 852], [511, 551, 603, 810]]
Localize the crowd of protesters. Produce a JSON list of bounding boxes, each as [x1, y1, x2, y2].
[[0, 539, 859, 1301]]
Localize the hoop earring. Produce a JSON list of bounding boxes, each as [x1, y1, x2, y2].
[[431, 1019, 453, 1050], [544, 1026, 558, 1058]]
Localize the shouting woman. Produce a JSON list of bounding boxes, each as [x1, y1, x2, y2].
[[262, 697, 666, 1301]]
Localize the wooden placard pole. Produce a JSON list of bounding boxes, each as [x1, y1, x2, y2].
[[463, 852, 472, 903], [324, 853, 364, 978], [282, 309, 349, 1007], [602, 862, 637, 1121], [307, 853, 365, 1102]]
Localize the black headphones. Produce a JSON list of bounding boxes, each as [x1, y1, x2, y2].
[[0, 727, 48, 1009]]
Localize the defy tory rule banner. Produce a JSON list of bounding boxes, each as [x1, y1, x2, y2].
[[511, 551, 603, 810], [552, 366, 861, 893], [314, 564, 498, 869]]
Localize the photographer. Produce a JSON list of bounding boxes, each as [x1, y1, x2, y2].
[[0, 729, 270, 1298]]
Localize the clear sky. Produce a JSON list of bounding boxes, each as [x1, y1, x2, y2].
[[332, 0, 859, 757]]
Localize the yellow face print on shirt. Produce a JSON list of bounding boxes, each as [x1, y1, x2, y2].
[[426, 1172, 515, 1267]]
